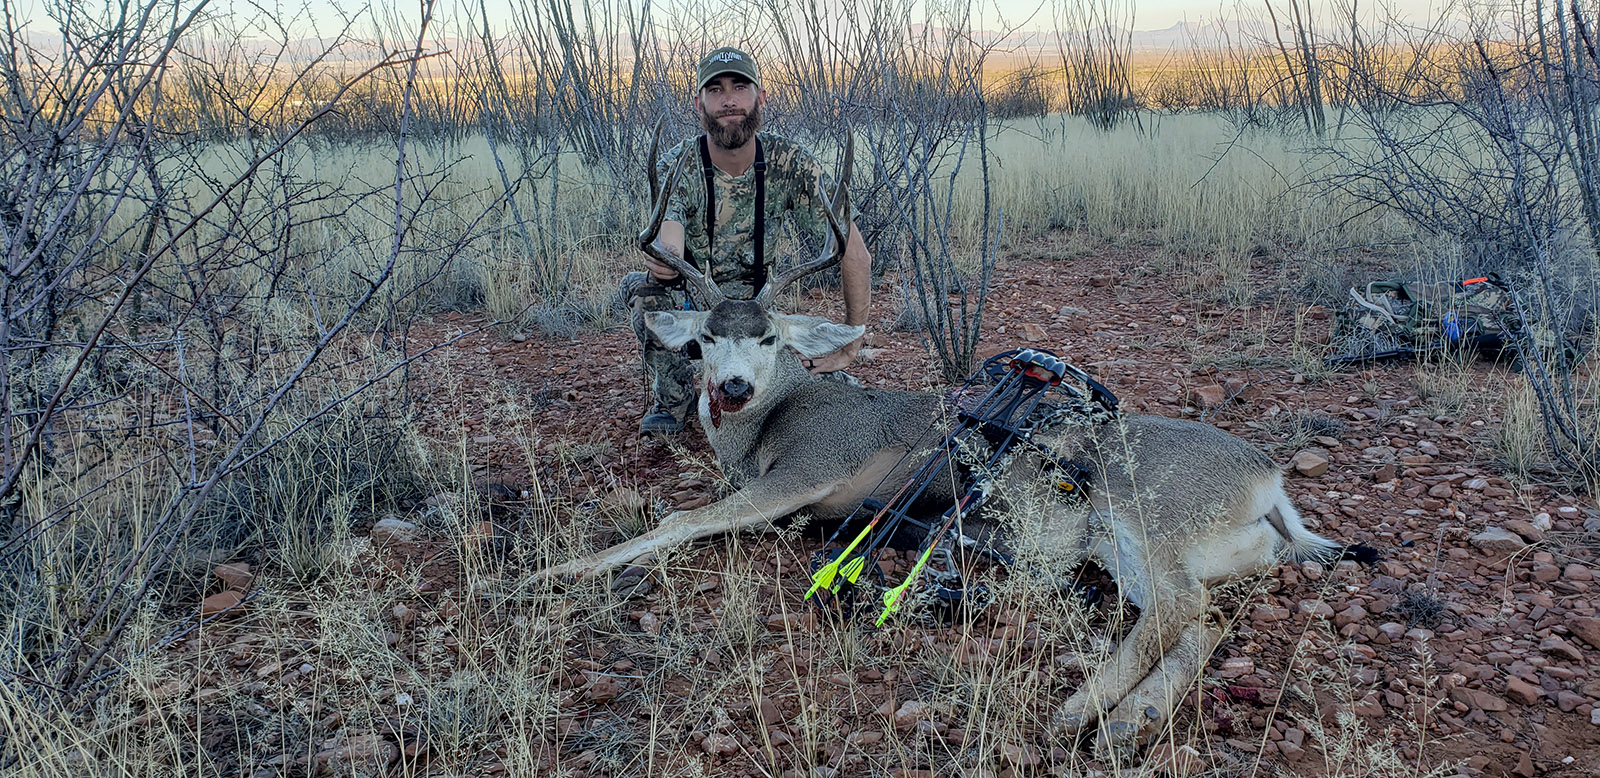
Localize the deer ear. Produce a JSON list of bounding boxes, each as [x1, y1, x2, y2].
[[774, 313, 864, 358], [644, 310, 708, 349]]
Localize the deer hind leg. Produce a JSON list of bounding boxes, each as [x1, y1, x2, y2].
[[538, 476, 841, 581], [1053, 568, 1204, 740], [1092, 620, 1220, 763]]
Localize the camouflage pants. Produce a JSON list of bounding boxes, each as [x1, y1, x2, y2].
[[626, 273, 699, 422]]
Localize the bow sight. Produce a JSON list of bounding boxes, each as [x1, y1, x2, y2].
[[805, 347, 1119, 626]]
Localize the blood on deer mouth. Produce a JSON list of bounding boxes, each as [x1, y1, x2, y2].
[[707, 381, 752, 428]]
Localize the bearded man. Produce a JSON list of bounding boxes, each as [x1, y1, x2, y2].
[[628, 46, 873, 435]]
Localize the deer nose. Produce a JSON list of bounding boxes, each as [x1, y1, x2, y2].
[[720, 377, 751, 401]]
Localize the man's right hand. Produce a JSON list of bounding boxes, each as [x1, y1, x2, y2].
[[643, 220, 687, 281], [644, 255, 681, 282]]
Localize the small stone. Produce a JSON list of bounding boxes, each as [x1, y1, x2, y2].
[[200, 591, 243, 617], [1021, 323, 1048, 342], [1565, 564, 1594, 582], [1298, 599, 1335, 619], [370, 516, 420, 545], [1377, 622, 1406, 641], [1189, 385, 1226, 409], [1449, 686, 1508, 712], [1291, 451, 1330, 477], [313, 735, 397, 774], [394, 692, 413, 706], [1555, 691, 1586, 712], [1000, 743, 1041, 767], [213, 563, 254, 591], [1146, 743, 1205, 776], [584, 674, 623, 704], [1592, 708, 1600, 726], [1503, 519, 1545, 543], [1540, 635, 1584, 662], [893, 700, 929, 730], [1428, 483, 1454, 499], [758, 697, 785, 726], [1336, 604, 1369, 628], [1505, 677, 1541, 705], [700, 732, 739, 756], [1469, 527, 1526, 555], [510, 332, 528, 342], [1216, 657, 1255, 678], [1568, 616, 1600, 650]]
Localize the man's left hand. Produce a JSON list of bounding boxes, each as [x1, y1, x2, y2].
[[801, 337, 863, 375]]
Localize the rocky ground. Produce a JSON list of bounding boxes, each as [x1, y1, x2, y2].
[[185, 234, 1599, 777]]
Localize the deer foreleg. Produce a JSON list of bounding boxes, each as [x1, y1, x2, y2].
[[540, 476, 840, 580]]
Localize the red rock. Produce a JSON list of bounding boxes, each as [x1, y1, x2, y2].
[[1555, 690, 1586, 712], [1335, 604, 1369, 628], [1291, 451, 1330, 477], [1504, 677, 1541, 705], [1449, 686, 1508, 712], [1189, 385, 1226, 410], [1539, 635, 1584, 662], [213, 563, 254, 591], [1021, 323, 1048, 342], [1503, 519, 1545, 543], [700, 732, 738, 756], [584, 674, 623, 703], [200, 591, 243, 617], [1470, 528, 1526, 555], [1298, 600, 1334, 619], [1569, 617, 1600, 649], [893, 700, 929, 730], [314, 734, 397, 774], [1000, 743, 1041, 767], [1145, 743, 1205, 776]]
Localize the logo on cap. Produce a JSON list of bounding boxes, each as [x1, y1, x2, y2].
[[710, 51, 743, 63]]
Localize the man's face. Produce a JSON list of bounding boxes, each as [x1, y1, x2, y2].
[[695, 74, 765, 150]]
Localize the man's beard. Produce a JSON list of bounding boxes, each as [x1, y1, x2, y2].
[[700, 103, 762, 150]]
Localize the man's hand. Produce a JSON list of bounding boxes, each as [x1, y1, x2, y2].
[[644, 255, 681, 282], [644, 220, 687, 281], [801, 336, 863, 374]]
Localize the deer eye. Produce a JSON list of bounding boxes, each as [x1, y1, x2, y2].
[[759, 335, 777, 346], [700, 334, 715, 345]]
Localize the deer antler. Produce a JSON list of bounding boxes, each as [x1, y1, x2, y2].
[[756, 129, 853, 306], [640, 118, 725, 307]]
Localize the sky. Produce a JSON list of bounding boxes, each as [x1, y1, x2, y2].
[[11, 0, 1462, 39]]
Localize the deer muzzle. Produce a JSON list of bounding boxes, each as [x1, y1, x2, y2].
[[707, 377, 753, 428]]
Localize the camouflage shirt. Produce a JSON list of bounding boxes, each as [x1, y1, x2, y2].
[[659, 132, 855, 300]]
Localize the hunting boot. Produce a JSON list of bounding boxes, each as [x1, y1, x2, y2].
[[627, 273, 699, 436]]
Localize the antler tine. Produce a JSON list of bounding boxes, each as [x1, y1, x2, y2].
[[833, 128, 852, 223], [646, 117, 664, 202], [639, 120, 724, 307], [756, 129, 853, 306]]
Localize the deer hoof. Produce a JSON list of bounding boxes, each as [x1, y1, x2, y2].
[[1092, 720, 1143, 764], [1052, 705, 1091, 736], [610, 566, 654, 598]]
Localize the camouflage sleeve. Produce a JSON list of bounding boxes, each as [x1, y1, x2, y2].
[[786, 143, 858, 244], [659, 140, 698, 229]]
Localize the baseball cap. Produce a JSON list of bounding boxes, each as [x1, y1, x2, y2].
[[697, 47, 761, 91]]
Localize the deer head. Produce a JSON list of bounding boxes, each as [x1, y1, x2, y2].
[[638, 120, 857, 427]]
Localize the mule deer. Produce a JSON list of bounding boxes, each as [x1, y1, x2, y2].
[[540, 129, 1352, 760]]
